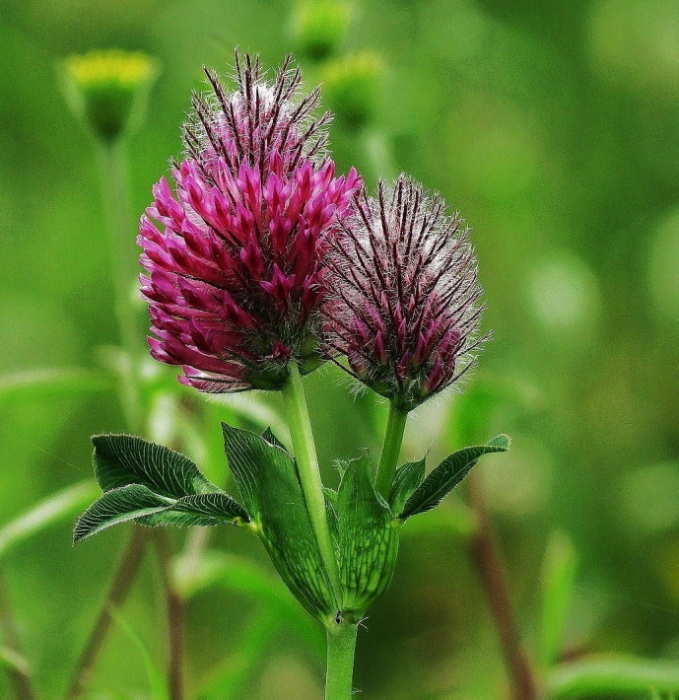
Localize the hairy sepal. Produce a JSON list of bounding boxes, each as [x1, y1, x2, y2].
[[330, 453, 399, 622]]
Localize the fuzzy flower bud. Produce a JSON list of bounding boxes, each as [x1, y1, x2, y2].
[[139, 53, 361, 392], [322, 175, 488, 411]]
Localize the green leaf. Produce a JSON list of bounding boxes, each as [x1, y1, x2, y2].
[[388, 459, 426, 515], [92, 433, 218, 497], [74, 484, 173, 542], [75, 486, 249, 542], [539, 531, 578, 669], [76, 435, 250, 542], [333, 453, 399, 620], [0, 480, 98, 559], [398, 435, 510, 520], [222, 423, 336, 621], [140, 492, 249, 527], [546, 656, 679, 698]]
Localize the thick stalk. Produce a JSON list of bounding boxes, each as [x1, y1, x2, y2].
[[324, 623, 358, 700], [374, 403, 408, 498], [281, 363, 341, 603], [97, 140, 143, 433], [467, 471, 540, 700]]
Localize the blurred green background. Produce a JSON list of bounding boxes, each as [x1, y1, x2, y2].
[[1, 0, 679, 698]]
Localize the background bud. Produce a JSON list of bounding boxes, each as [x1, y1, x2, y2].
[[60, 49, 157, 142], [290, 0, 351, 62], [321, 52, 383, 131]]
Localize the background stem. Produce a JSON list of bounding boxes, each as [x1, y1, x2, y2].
[[97, 140, 143, 433], [66, 527, 149, 699], [324, 623, 358, 700], [374, 403, 408, 497], [467, 471, 540, 700], [68, 139, 153, 698], [281, 363, 341, 604], [154, 531, 184, 700], [0, 572, 36, 700]]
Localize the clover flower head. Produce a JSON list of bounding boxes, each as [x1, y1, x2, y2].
[[139, 53, 360, 392], [322, 175, 488, 411]]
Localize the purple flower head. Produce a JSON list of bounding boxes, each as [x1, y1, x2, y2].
[[322, 175, 488, 411], [139, 53, 361, 392]]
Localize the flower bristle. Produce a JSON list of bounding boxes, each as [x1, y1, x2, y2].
[[322, 174, 488, 411], [139, 52, 360, 392]]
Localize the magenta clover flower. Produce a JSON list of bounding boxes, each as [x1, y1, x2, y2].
[[139, 54, 360, 392], [322, 175, 488, 411]]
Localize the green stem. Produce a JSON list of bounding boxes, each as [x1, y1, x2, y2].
[[325, 623, 358, 700], [97, 140, 143, 432], [281, 363, 341, 603], [374, 403, 408, 498]]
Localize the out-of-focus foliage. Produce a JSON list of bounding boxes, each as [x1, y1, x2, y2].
[[0, 0, 678, 697]]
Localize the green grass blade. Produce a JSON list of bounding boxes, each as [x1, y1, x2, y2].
[[0, 369, 113, 406], [107, 605, 169, 699], [0, 646, 31, 677], [176, 550, 324, 660], [547, 656, 679, 698], [0, 481, 98, 559], [540, 531, 577, 668], [198, 607, 277, 700]]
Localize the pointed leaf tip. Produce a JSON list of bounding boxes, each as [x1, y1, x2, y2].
[[260, 427, 288, 452], [73, 484, 171, 544], [487, 434, 511, 450]]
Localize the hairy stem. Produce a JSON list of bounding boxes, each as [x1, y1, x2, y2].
[[324, 622, 358, 700], [66, 527, 149, 699], [154, 532, 184, 700], [467, 471, 540, 700], [97, 140, 143, 433], [281, 363, 341, 604], [374, 403, 408, 498]]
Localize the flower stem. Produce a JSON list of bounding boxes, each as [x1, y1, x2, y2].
[[325, 622, 358, 700], [97, 140, 143, 432], [374, 403, 408, 498], [281, 362, 342, 604]]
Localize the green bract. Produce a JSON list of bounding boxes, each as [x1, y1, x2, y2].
[[75, 427, 509, 627]]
